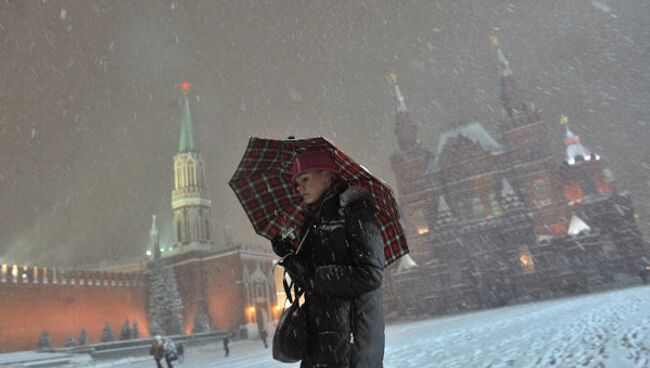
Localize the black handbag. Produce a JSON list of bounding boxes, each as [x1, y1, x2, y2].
[[272, 272, 307, 363]]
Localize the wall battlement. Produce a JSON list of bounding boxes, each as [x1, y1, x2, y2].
[[0, 264, 145, 288]]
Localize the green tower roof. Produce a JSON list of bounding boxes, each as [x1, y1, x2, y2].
[[179, 95, 199, 153]]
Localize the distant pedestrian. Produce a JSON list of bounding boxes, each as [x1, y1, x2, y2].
[[164, 337, 178, 367], [223, 335, 230, 357], [150, 335, 174, 368], [640, 264, 649, 285], [176, 342, 184, 363], [260, 330, 268, 349]]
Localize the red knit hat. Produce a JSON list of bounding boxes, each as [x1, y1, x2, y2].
[[290, 151, 338, 179]]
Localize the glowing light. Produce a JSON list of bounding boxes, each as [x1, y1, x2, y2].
[[568, 158, 575, 165], [180, 81, 191, 91], [146, 250, 152, 256], [247, 306, 256, 314], [518, 246, 535, 271], [389, 73, 398, 83], [584, 155, 591, 161], [417, 227, 429, 235]]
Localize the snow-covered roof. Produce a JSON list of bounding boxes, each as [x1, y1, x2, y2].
[[429, 122, 504, 172], [568, 214, 591, 236], [501, 178, 515, 198], [438, 195, 450, 212], [397, 254, 418, 273], [565, 127, 592, 164]]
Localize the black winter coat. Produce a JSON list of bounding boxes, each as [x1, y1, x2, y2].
[[296, 185, 385, 368]]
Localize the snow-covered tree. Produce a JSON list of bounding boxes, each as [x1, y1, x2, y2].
[[148, 248, 184, 336], [79, 328, 88, 345], [36, 330, 52, 350], [149, 321, 161, 337], [64, 336, 77, 347], [132, 320, 140, 339], [101, 323, 114, 342], [119, 318, 132, 340], [192, 308, 211, 334]]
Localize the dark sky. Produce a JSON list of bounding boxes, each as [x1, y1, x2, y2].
[[1, 0, 649, 268]]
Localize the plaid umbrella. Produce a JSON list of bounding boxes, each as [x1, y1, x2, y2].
[[229, 136, 409, 266]]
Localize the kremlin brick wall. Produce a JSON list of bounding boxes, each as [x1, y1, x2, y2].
[[0, 265, 147, 352]]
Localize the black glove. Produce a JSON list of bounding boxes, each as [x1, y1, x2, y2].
[[279, 255, 314, 291], [272, 235, 294, 257]]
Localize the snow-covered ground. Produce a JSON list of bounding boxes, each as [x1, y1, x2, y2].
[[75, 285, 650, 367]]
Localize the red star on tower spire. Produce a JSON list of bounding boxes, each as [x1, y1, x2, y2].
[[180, 81, 191, 92]]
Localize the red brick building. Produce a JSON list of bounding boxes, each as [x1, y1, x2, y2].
[[0, 86, 278, 352], [387, 43, 649, 316]]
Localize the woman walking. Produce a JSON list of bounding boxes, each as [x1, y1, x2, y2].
[[273, 150, 386, 368]]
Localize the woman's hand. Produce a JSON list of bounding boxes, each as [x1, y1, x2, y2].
[[272, 235, 294, 257], [279, 255, 314, 291]]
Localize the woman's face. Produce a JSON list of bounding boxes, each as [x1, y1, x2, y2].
[[295, 170, 331, 204]]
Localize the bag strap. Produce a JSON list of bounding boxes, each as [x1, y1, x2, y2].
[[282, 271, 304, 306]]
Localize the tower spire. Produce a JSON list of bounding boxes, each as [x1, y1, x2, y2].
[[391, 73, 408, 113], [491, 36, 513, 77], [171, 82, 216, 254], [179, 82, 199, 154], [390, 73, 418, 150], [491, 36, 527, 119]]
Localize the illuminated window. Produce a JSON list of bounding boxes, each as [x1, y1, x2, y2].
[[12, 265, 18, 283], [1, 264, 7, 283], [518, 246, 535, 272], [413, 208, 429, 235]]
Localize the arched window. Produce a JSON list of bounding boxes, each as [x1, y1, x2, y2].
[[198, 163, 204, 188], [184, 212, 190, 242], [204, 216, 210, 240], [176, 162, 184, 189], [176, 217, 183, 242], [189, 209, 200, 240]]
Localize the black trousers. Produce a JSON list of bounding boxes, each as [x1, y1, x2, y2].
[[155, 356, 173, 368]]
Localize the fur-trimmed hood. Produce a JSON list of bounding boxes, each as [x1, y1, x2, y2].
[[339, 185, 372, 208]]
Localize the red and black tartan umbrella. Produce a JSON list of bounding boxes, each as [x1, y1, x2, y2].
[[229, 136, 409, 266]]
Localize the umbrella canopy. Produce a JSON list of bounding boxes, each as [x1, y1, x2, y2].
[[229, 137, 409, 266]]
